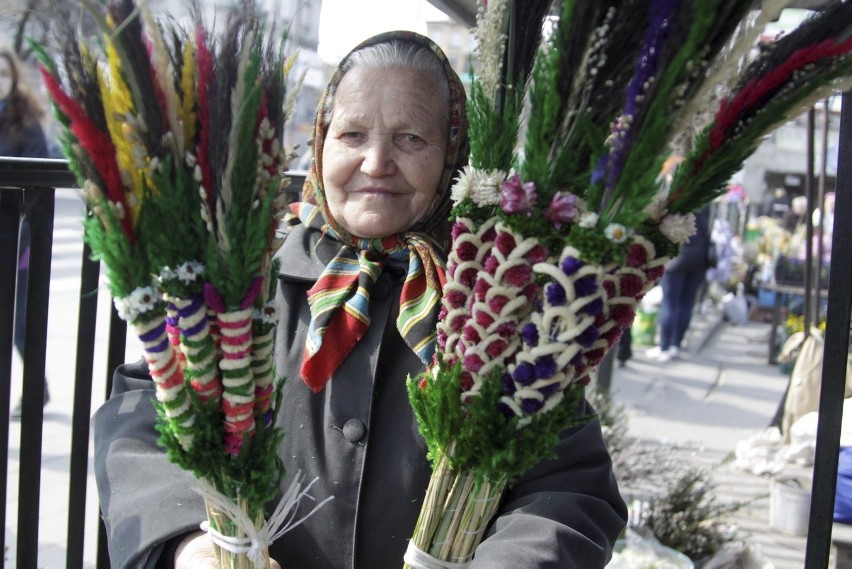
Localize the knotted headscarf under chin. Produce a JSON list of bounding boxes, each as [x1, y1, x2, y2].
[[290, 31, 469, 392]]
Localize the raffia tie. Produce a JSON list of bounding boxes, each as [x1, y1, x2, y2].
[[196, 472, 334, 567]]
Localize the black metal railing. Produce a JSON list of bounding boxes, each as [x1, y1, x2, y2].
[[1, 157, 125, 569]]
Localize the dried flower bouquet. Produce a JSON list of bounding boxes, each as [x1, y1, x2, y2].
[[405, 1, 852, 567], [34, 0, 327, 566]]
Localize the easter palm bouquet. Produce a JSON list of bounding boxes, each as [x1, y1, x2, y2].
[[34, 0, 326, 566], [405, 0, 852, 567]]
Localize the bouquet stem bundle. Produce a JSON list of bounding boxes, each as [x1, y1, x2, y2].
[[405, 452, 506, 568], [204, 500, 269, 569]]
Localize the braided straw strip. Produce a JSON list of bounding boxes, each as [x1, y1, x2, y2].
[[438, 218, 496, 359], [171, 294, 222, 403], [132, 315, 195, 449], [218, 307, 255, 455], [251, 323, 276, 426]]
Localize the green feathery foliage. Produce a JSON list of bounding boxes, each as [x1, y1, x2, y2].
[[408, 360, 588, 484], [467, 78, 523, 172], [139, 157, 208, 281], [82, 204, 150, 300], [521, 38, 564, 195]]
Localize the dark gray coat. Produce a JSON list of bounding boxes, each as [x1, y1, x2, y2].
[[94, 223, 627, 569]]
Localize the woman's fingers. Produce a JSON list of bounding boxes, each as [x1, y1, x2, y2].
[[174, 531, 216, 568]]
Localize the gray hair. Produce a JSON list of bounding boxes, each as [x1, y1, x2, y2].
[[323, 40, 450, 126]]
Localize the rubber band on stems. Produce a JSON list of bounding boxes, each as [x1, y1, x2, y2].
[[194, 471, 334, 567], [403, 541, 472, 569]]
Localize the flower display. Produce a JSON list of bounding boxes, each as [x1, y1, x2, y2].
[[35, 0, 326, 566], [405, 0, 852, 567]]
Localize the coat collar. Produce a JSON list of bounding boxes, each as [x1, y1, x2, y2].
[[275, 223, 334, 282]]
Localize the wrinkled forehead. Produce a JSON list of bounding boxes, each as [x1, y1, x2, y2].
[[328, 66, 450, 134], [321, 40, 452, 131]]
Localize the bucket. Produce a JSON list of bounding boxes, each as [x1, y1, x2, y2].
[[769, 477, 811, 536], [632, 308, 658, 346]]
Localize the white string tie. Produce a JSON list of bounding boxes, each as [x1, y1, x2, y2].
[[403, 541, 472, 569], [195, 471, 334, 566]]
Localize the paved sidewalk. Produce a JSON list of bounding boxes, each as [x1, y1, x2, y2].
[[610, 312, 811, 568]]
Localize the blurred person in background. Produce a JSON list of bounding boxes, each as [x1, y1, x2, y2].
[[1, 46, 50, 420], [646, 207, 713, 362]]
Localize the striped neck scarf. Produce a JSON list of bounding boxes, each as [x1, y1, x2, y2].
[[291, 202, 447, 392], [292, 31, 469, 392]]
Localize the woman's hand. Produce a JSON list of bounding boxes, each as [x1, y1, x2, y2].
[[175, 530, 282, 568]]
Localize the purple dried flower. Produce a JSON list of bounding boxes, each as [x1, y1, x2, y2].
[[580, 297, 604, 316], [577, 325, 600, 348], [521, 323, 539, 346], [501, 372, 516, 395], [500, 174, 537, 214], [546, 282, 567, 305], [561, 256, 582, 276], [574, 275, 598, 297], [498, 402, 514, 419], [521, 397, 545, 414], [603, 0, 677, 191], [513, 362, 536, 386], [535, 355, 557, 379], [570, 351, 583, 367], [546, 191, 579, 228], [539, 382, 560, 398]]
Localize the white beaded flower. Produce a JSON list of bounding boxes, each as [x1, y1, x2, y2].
[[659, 212, 696, 244], [579, 212, 599, 228], [472, 168, 507, 206]]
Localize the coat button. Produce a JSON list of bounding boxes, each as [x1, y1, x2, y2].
[[342, 418, 366, 443], [372, 276, 391, 300]]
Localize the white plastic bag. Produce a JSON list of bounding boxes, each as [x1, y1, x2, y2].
[[701, 541, 775, 569], [722, 283, 748, 325]]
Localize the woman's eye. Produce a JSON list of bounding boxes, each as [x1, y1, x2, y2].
[[396, 133, 426, 147], [340, 131, 363, 140]]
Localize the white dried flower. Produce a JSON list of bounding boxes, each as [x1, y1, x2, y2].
[[159, 266, 177, 281], [253, 302, 279, 325], [115, 284, 159, 322], [176, 260, 205, 284], [659, 212, 696, 244], [579, 212, 599, 228], [604, 223, 629, 243], [471, 168, 507, 206], [450, 165, 476, 204]]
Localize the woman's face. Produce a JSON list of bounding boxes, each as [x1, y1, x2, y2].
[[322, 65, 448, 238], [0, 56, 14, 101]]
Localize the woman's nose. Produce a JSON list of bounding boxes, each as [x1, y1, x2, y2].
[[360, 137, 396, 177]]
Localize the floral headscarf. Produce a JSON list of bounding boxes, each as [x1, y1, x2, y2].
[[290, 31, 469, 392]]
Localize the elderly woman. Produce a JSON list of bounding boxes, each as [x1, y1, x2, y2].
[[94, 32, 626, 569]]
